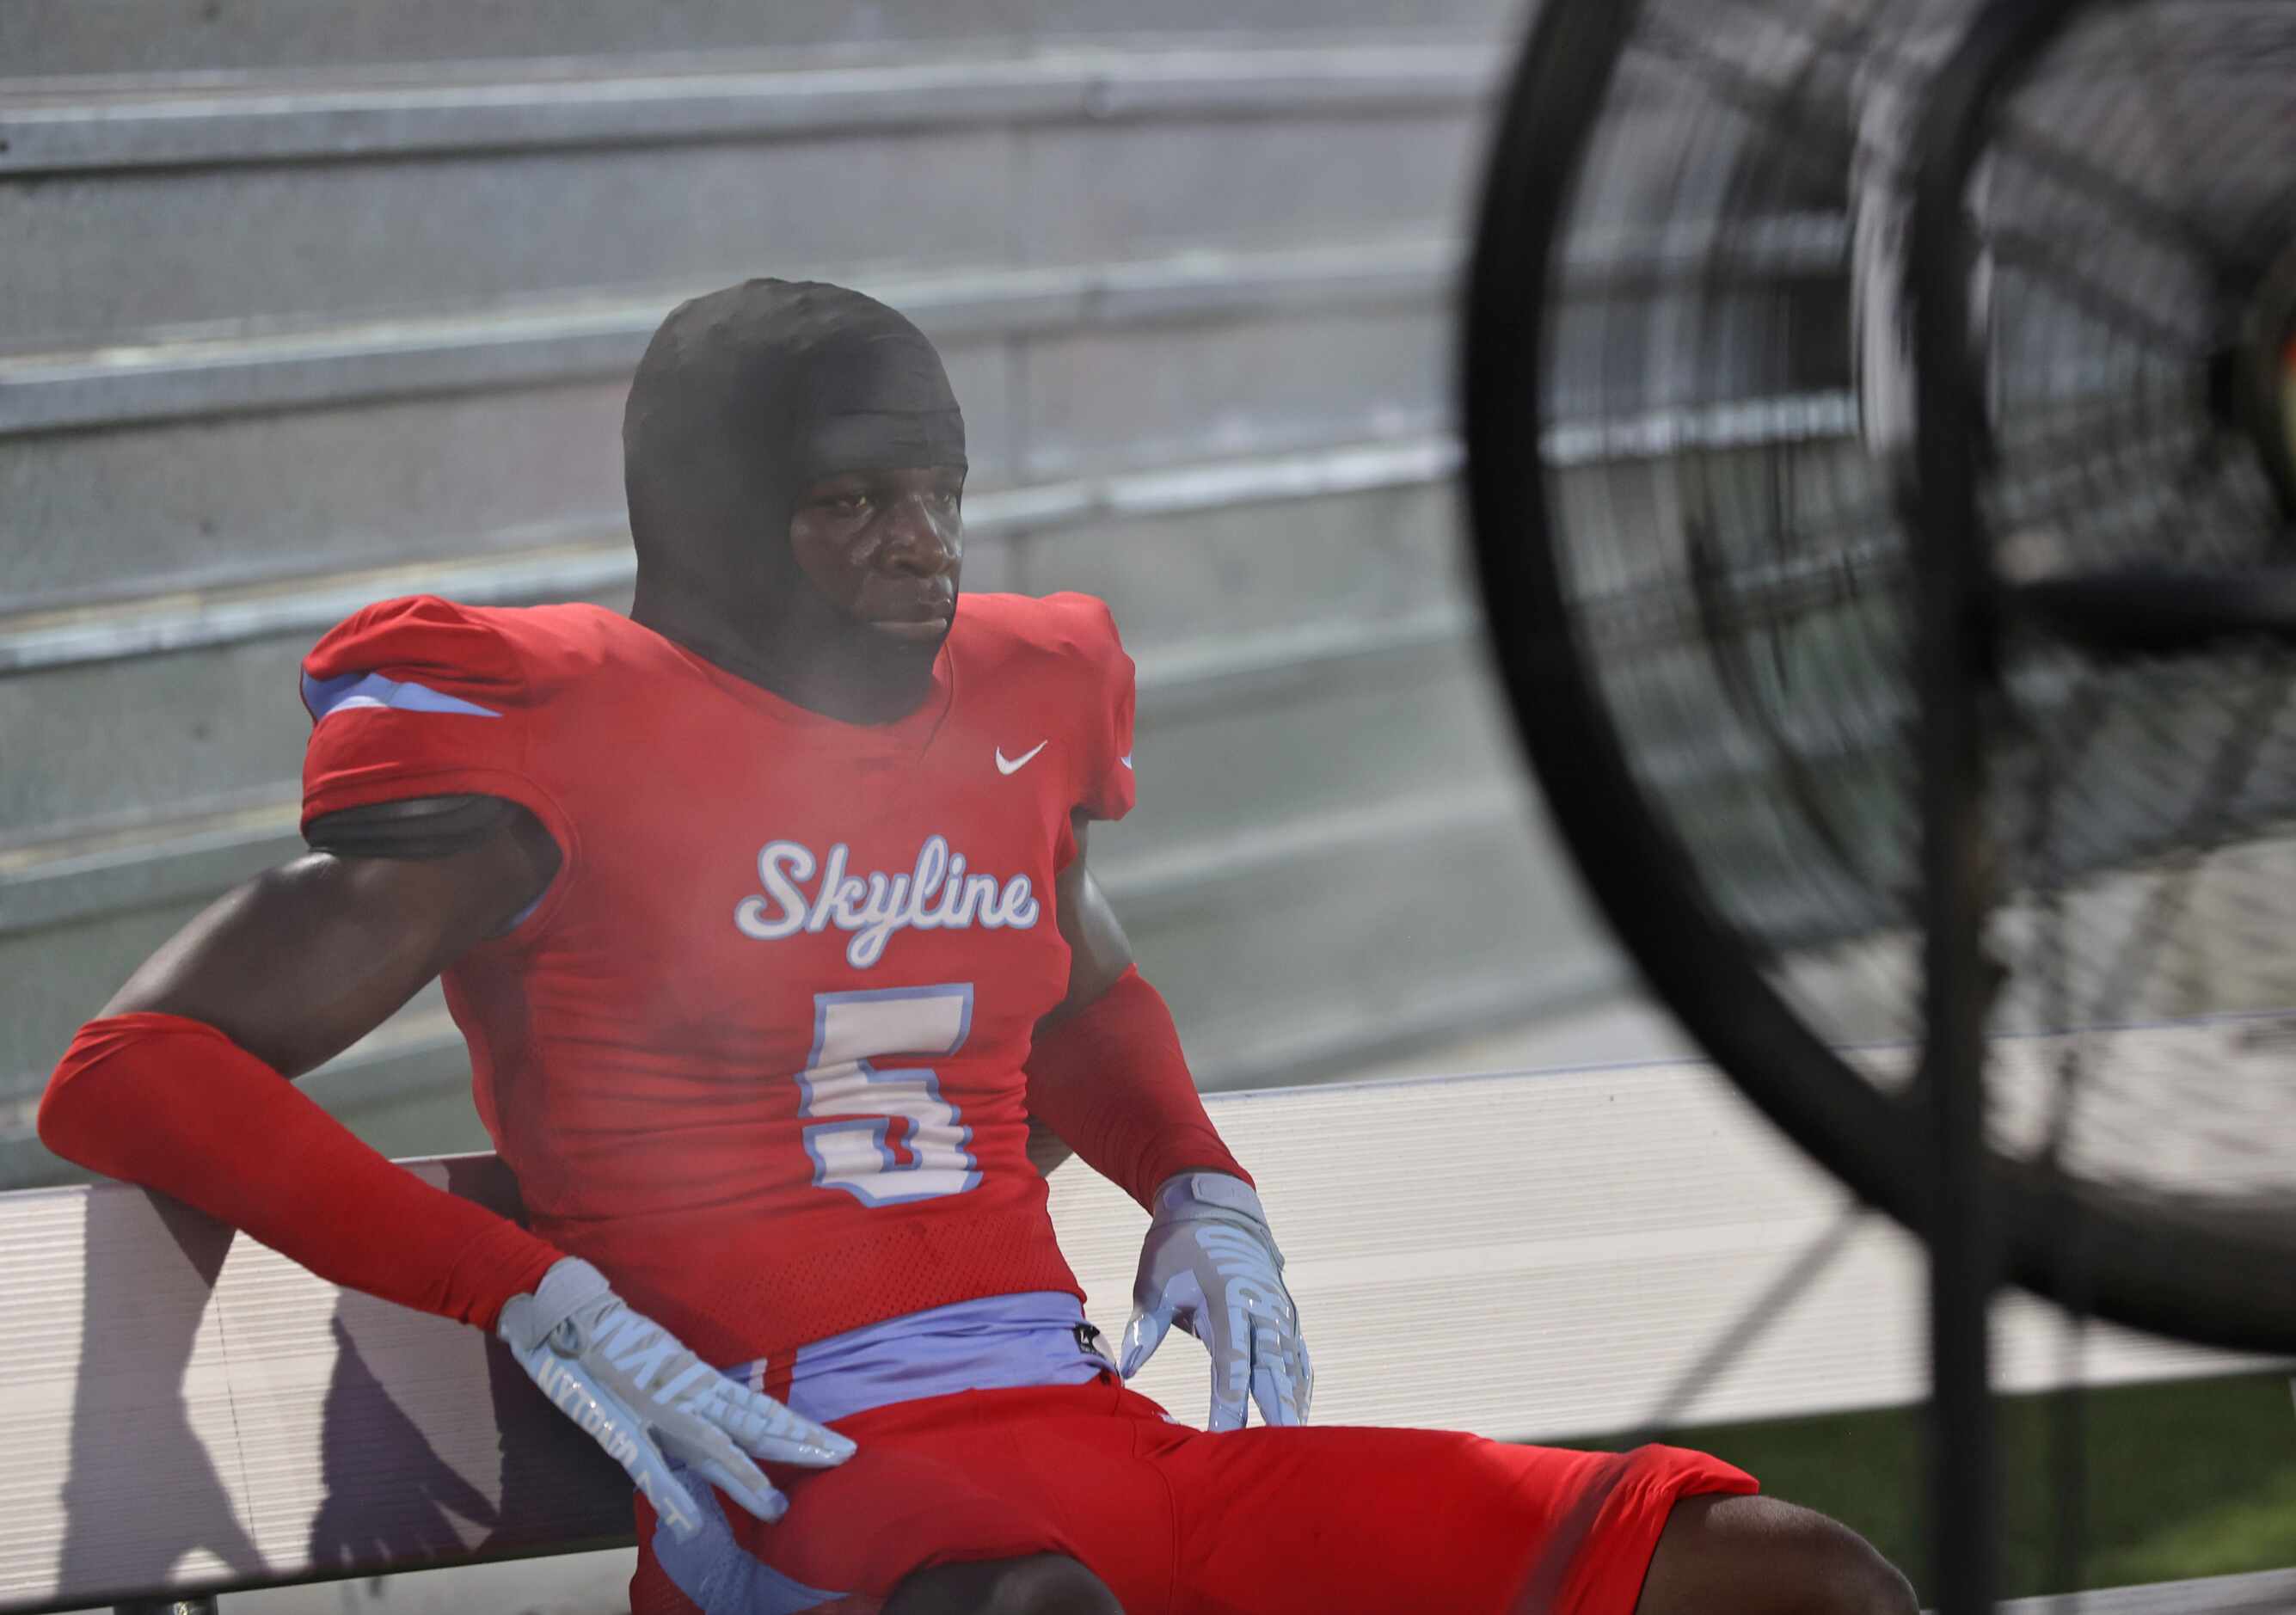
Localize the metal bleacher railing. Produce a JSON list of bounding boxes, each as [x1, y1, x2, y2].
[[0, 18, 1578, 1191], [3, 0, 1949, 1168], [0, 0, 1861, 1191]]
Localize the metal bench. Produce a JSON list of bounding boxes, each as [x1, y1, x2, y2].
[[3, 1058, 2272, 1612]]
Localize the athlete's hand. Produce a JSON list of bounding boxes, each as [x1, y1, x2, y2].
[[497, 1257, 855, 1540], [1119, 1171, 1312, 1431]]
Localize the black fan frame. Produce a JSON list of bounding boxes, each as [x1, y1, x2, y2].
[[1461, 0, 2296, 1354]]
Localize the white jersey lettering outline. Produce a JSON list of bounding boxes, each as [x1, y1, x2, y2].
[[735, 835, 1041, 967]]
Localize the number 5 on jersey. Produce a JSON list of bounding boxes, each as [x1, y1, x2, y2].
[[796, 985, 980, 1206]]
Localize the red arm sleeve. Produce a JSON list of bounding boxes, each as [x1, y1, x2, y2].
[[1023, 966, 1249, 1210], [38, 1014, 562, 1329]]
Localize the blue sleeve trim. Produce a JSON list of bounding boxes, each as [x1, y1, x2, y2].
[[302, 669, 503, 722]]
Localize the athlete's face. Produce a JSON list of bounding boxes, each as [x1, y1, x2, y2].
[[786, 465, 965, 651]]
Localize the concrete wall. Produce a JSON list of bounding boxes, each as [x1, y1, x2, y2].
[[0, 2, 1673, 1188]]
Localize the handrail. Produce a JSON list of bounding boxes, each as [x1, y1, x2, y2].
[[0, 44, 1505, 177], [0, 219, 1850, 437], [0, 242, 1456, 435], [0, 439, 1460, 671]]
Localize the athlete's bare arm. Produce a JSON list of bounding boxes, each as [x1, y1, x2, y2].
[[1047, 811, 1133, 1019], [1022, 812, 1133, 1177], [97, 799, 556, 1078]]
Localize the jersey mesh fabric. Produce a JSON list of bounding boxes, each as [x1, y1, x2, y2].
[[298, 591, 1139, 1368]]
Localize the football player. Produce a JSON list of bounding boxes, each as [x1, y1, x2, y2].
[[40, 280, 1915, 1614]]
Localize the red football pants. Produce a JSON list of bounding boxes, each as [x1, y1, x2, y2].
[[630, 1374, 1755, 1614]]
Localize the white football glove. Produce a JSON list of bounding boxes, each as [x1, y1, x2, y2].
[[497, 1257, 854, 1540], [1119, 1172, 1313, 1431]]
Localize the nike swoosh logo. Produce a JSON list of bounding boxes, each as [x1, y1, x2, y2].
[[996, 741, 1050, 776]]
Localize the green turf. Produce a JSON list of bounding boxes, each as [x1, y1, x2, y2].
[[1606, 1370, 2296, 1600]]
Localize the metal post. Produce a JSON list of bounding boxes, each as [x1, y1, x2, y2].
[[1912, 353, 2001, 1612], [1923, 925, 1999, 1615], [1909, 5, 2091, 1604]]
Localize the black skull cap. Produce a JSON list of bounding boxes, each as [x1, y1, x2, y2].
[[623, 279, 967, 561]]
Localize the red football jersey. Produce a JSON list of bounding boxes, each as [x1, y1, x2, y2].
[[299, 593, 1136, 1369]]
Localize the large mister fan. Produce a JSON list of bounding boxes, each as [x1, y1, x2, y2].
[[1462, 0, 2296, 1370]]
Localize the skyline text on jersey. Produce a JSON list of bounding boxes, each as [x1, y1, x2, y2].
[[735, 835, 1041, 967]]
